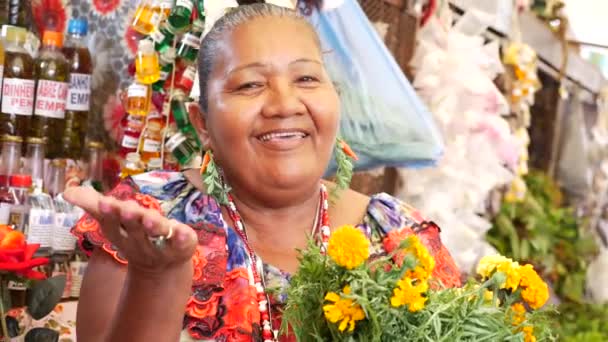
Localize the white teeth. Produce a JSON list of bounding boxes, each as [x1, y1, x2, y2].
[[258, 131, 306, 142]]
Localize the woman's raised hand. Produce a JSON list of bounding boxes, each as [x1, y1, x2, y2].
[[64, 186, 198, 273]]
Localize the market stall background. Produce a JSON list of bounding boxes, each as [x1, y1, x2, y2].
[[1, 0, 608, 340]]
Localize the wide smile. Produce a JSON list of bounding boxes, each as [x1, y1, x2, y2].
[[255, 129, 311, 151]]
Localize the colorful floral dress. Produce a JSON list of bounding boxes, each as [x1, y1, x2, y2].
[[72, 171, 461, 341]]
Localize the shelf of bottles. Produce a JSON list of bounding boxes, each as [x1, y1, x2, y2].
[[0, 18, 99, 303], [120, 0, 205, 177]]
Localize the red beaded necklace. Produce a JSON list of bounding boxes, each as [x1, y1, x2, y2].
[[224, 184, 330, 342]]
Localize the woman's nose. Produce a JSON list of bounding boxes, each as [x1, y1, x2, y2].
[[261, 81, 306, 118]]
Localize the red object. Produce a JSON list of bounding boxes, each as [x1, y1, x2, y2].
[[420, 0, 437, 27], [0, 243, 49, 280], [9, 174, 33, 188], [92, 0, 122, 16], [32, 0, 69, 34]]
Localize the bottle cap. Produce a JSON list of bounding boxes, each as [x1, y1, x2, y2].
[[2, 25, 27, 44], [1, 135, 23, 143], [9, 174, 32, 188], [160, 47, 176, 64], [147, 158, 163, 170], [42, 31, 64, 48], [52, 159, 67, 168], [138, 39, 155, 54], [67, 18, 88, 36], [26, 137, 45, 145], [126, 152, 142, 162], [87, 141, 104, 149], [192, 19, 205, 32]]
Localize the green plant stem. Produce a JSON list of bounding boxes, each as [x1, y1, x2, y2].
[[0, 276, 9, 342]]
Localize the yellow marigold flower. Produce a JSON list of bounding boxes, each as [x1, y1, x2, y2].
[[327, 225, 370, 270], [323, 285, 366, 332], [522, 326, 536, 342], [405, 236, 435, 280], [510, 303, 526, 326], [476, 255, 521, 291], [518, 264, 549, 309], [390, 276, 429, 312]]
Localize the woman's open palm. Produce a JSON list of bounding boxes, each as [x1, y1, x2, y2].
[[64, 186, 198, 273]]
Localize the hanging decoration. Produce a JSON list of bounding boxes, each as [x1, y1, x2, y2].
[[397, 5, 522, 273]]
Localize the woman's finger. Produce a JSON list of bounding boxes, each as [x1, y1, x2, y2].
[[98, 197, 129, 245], [64, 186, 104, 216]]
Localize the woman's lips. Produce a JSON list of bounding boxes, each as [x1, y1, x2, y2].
[[255, 129, 310, 150]]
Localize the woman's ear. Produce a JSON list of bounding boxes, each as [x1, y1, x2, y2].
[[188, 102, 211, 149]]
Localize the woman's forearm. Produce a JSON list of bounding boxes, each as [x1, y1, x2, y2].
[[106, 261, 193, 342]]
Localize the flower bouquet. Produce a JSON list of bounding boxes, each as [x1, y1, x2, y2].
[[0, 225, 66, 341], [282, 226, 555, 341]]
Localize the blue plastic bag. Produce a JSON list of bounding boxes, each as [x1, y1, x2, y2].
[[306, 1, 443, 173]]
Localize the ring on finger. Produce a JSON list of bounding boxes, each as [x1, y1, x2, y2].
[[148, 223, 175, 250]]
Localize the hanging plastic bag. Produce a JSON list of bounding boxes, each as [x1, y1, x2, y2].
[[306, 1, 443, 172], [556, 91, 592, 198]]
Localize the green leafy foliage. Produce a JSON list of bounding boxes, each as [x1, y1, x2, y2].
[[282, 240, 555, 341], [201, 151, 231, 205], [551, 303, 608, 342], [26, 276, 66, 320], [486, 171, 598, 303], [331, 139, 354, 203]]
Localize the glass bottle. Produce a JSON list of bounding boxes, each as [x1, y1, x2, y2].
[[27, 174, 54, 254], [0, 135, 22, 224], [135, 39, 160, 85], [146, 157, 162, 171], [131, 0, 163, 36], [83, 141, 104, 192], [8, 173, 31, 233], [170, 89, 190, 130], [23, 137, 45, 186], [32, 30, 69, 159], [165, 131, 196, 165], [1, 25, 34, 138], [63, 18, 92, 159], [119, 114, 145, 157], [139, 118, 163, 163], [120, 152, 145, 178], [126, 81, 151, 116], [153, 0, 175, 18], [179, 65, 196, 93], [167, 0, 194, 31], [152, 47, 176, 92], [47, 158, 66, 198], [49, 159, 77, 254], [150, 21, 176, 53], [176, 18, 204, 63]]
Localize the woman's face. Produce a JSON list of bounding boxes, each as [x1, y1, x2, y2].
[[201, 17, 340, 197]]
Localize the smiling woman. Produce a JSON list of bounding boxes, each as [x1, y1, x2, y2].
[[64, 3, 461, 342]]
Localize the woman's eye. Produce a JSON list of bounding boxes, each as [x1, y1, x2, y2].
[[297, 76, 319, 83], [236, 82, 263, 91]]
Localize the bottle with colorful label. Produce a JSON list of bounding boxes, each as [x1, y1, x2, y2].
[[120, 152, 145, 179], [126, 81, 152, 116], [119, 114, 145, 157], [32, 30, 69, 159], [63, 18, 93, 160], [167, 0, 194, 31], [150, 22, 176, 53], [1, 25, 34, 138], [152, 47, 176, 92], [139, 115, 163, 163], [132, 0, 163, 35], [176, 18, 204, 63], [135, 39, 160, 85]]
